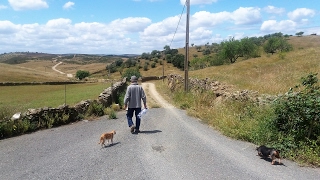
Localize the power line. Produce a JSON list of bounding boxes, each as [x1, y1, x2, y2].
[[169, 1, 187, 47]]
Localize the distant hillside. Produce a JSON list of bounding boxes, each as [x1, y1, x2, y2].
[[0, 52, 139, 64]]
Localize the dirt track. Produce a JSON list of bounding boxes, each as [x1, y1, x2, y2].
[[142, 82, 174, 108]]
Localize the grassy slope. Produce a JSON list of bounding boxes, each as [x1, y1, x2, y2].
[[157, 36, 320, 95]]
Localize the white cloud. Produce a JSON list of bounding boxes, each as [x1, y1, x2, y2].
[[0, 20, 20, 34], [180, 0, 218, 5], [0, 5, 8, 9], [63, 1, 75, 10], [138, 6, 263, 50], [142, 16, 181, 37], [110, 17, 152, 33], [260, 20, 296, 33], [264, 6, 285, 14], [46, 18, 72, 28], [192, 11, 231, 27], [8, 0, 48, 11], [190, 7, 261, 27], [288, 8, 315, 22], [0, 17, 153, 54], [232, 7, 261, 25]]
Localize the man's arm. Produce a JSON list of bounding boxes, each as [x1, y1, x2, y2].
[[141, 88, 147, 109], [124, 86, 131, 110]]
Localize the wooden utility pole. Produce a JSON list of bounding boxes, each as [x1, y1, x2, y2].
[[184, 0, 190, 92]]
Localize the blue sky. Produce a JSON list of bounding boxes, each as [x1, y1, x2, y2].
[[0, 0, 319, 54]]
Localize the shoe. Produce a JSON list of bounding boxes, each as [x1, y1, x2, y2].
[[134, 129, 140, 133], [130, 125, 135, 133]]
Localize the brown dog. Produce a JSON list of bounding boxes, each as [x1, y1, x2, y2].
[[98, 130, 116, 147], [256, 145, 281, 165]]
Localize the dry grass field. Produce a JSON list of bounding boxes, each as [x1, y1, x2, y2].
[[0, 63, 68, 82]]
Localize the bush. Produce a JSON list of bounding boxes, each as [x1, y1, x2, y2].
[[273, 73, 320, 144], [143, 64, 148, 71], [122, 68, 141, 81], [117, 92, 126, 109], [108, 109, 117, 119], [76, 70, 90, 80], [86, 101, 105, 117]]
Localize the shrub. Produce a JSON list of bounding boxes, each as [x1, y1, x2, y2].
[[273, 73, 320, 144], [76, 70, 90, 80], [151, 62, 156, 68], [0, 121, 14, 138], [108, 109, 117, 119], [117, 92, 126, 109], [122, 68, 141, 81], [143, 64, 148, 71], [43, 114, 55, 129], [86, 101, 105, 117]]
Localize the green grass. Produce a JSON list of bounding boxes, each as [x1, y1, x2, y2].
[[0, 83, 111, 119]]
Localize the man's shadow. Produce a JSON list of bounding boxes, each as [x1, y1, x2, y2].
[[137, 130, 162, 134]]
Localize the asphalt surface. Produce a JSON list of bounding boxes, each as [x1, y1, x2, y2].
[[1, 108, 319, 180], [1, 84, 320, 179]]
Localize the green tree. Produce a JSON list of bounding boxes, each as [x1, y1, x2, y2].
[[263, 37, 293, 54], [106, 63, 117, 73], [296, 31, 304, 37], [220, 37, 241, 63], [240, 37, 260, 59], [75, 70, 90, 80], [115, 59, 123, 66], [166, 54, 172, 63], [171, 54, 185, 70], [141, 52, 151, 60], [122, 68, 141, 81], [190, 57, 207, 70], [163, 45, 171, 55], [151, 50, 161, 58]]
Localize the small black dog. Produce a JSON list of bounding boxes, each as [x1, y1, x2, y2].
[[256, 145, 281, 165]]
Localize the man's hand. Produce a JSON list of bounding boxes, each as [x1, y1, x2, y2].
[[124, 105, 127, 110]]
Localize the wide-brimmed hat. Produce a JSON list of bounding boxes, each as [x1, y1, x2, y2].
[[130, 76, 138, 82]]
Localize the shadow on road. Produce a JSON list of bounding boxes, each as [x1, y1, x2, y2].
[[138, 130, 162, 134], [103, 142, 121, 148], [258, 156, 285, 166]]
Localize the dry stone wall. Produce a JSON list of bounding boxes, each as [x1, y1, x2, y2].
[[167, 74, 277, 105]]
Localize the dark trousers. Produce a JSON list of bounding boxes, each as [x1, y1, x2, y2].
[[126, 108, 141, 130]]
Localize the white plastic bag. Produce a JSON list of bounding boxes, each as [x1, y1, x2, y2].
[[138, 108, 148, 118]]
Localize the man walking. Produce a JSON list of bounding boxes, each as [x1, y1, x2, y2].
[[124, 76, 147, 134]]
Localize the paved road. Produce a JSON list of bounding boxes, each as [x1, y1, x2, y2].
[[1, 83, 320, 180]]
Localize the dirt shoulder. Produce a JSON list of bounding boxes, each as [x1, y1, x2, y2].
[[141, 82, 174, 109]]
